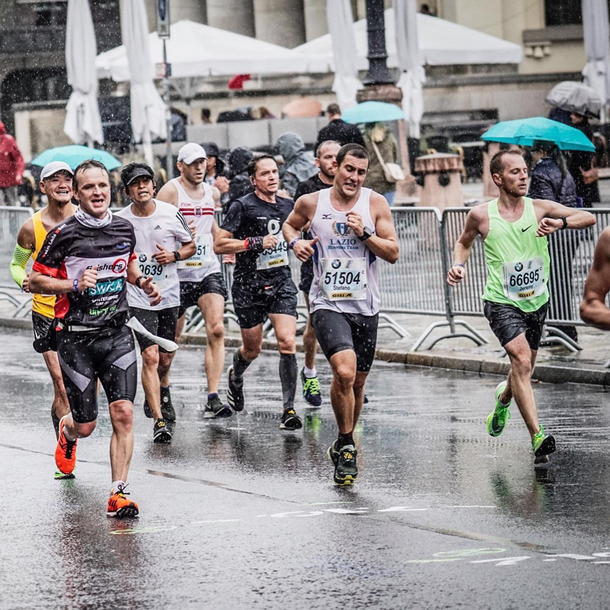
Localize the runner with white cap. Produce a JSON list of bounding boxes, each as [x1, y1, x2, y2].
[[10, 161, 76, 478], [157, 143, 231, 418]]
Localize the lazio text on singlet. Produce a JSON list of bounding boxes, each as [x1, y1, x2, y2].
[[482, 197, 550, 313], [170, 178, 220, 281], [309, 187, 379, 316]]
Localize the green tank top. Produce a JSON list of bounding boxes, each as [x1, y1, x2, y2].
[[482, 197, 550, 312]]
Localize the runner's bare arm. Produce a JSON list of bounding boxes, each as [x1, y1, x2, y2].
[[283, 194, 318, 262], [447, 207, 483, 286], [127, 258, 161, 306], [156, 181, 179, 206], [581, 228, 610, 329], [212, 186, 221, 207], [152, 239, 196, 265], [30, 266, 98, 295], [348, 192, 398, 264], [535, 199, 596, 236], [11, 218, 35, 290]]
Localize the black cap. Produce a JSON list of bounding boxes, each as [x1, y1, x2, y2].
[[202, 142, 220, 158], [122, 164, 154, 188]]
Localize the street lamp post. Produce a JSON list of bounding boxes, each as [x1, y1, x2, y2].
[[357, 0, 401, 104]]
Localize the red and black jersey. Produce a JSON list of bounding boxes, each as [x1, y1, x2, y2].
[[33, 215, 137, 328]]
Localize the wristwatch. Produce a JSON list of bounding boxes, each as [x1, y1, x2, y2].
[[358, 228, 372, 241], [173, 250, 181, 262], [560, 216, 568, 230]]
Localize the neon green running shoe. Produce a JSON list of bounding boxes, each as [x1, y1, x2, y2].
[[487, 381, 511, 437], [532, 425, 556, 463], [54, 469, 75, 480]]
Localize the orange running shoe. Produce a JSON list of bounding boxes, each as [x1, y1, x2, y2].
[[55, 415, 77, 475], [107, 484, 139, 518]]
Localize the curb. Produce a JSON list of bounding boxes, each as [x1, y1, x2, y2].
[[3, 317, 607, 387]]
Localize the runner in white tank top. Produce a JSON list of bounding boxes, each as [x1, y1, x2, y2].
[[156, 143, 232, 420], [308, 186, 380, 316], [283, 143, 399, 486]]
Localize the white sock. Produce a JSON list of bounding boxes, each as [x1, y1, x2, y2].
[[303, 366, 317, 379], [111, 480, 125, 494]]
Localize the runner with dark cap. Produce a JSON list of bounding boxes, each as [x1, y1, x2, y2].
[[117, 163, 195, 442], [10, 161, 76, 479]]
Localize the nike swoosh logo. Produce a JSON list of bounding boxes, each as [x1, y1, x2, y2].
[[521, 225, 532, 232]]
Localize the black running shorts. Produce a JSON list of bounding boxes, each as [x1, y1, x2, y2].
[[32, 311, 56, 354], [299, 259, 314, 294], [483, 301, 549, 351], [311, 309, 379, 372], [232, 280, 298, 329], [179, 272, 228, 316], [129, 306, 179, 353], [57, 325, 137, 423]]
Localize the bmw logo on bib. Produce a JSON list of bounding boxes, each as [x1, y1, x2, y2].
[[332, 259, 341, 269], [515, 262, 523, 272]]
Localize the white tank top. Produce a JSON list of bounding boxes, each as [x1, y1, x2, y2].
[[170, 177, 220, 281], [309, 187, 379, 316]]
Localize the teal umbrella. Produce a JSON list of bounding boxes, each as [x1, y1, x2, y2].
[[481, 117, 595, 152], [342, 101, 407, 124], [31, 145, 122, 170]]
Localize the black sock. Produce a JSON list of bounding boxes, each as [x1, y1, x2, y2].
[[232, 349, 251, 382], [279, 353, 297, 410], [337, 432, 354, 449]]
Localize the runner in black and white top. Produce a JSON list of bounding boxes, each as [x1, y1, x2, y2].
[[215, 155, 302, 431], [116, 163, 195, 443], [156, 143, 231, 419], [284, 144, 399, 485], [293, 140, 340, 407], [29, 159, 161, 518]]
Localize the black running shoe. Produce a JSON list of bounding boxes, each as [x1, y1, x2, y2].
[[327, 440, 340, 467], [363, 394, 369, 404], [334, 445, 358, 486], [143, 398, 153, 418], [227, 366, 244, 412], [153, 418, 172, 444], [279, 408, 303, 430], [301, 368, 322, 407], [204, 394, 232, 419], [161, 387, 176, 421]]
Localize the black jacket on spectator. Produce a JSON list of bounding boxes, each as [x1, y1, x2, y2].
[[224, 147, 254, 213], [567, 120, 600, 207], [528, 157, 578, 207], [315, 119, 365, 153]]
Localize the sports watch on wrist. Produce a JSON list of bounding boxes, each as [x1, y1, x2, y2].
[[173, 250, 181, 262], [358, 228, 372, 241]]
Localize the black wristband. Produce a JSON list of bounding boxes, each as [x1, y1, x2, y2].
[[560, 216, 568, 230], [246, 236, 265, 252], [135, 276, 143, 289], [173, 250, 181, 262], [358, 228, 372, 242]]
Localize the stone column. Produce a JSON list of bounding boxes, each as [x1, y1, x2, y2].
[[304, 0, 328, 41], [207, 0, 255, 37], [253, 0, 306, 48], [415, 153, 464, 210]]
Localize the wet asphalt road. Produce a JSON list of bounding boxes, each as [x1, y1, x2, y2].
[[2, 328, 610, 609]]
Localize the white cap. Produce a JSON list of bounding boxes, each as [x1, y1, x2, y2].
[[177, 143, 207, 165], [41, 161, 73, 181]]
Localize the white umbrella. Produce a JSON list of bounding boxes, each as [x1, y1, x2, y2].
[[395, 0, 425, 139], [121, 0, 167, 166], [326, 0, 362, 110], [63, 0, 104, 145], [582, 0, 610, 122], [296, 9, 522, 69]]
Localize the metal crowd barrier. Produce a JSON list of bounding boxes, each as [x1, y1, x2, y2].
[[0, 206, 33, 316]]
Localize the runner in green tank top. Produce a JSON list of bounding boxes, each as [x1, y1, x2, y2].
[[447, 149, 595, 464]]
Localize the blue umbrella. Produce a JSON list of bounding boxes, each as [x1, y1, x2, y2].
[[31, 145, 122, 171], [342, 101, 407, 124], [481, 117, 595, 152]]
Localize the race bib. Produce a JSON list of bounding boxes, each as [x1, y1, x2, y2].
[[502, 257, 545, 301], [321, 257, 367, 300], [256, 238, 289, 270], [178, 234, 215, 269], [137, 253, 168, 290]]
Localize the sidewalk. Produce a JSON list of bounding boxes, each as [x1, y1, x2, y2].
[[2, 287, 610, 387]]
